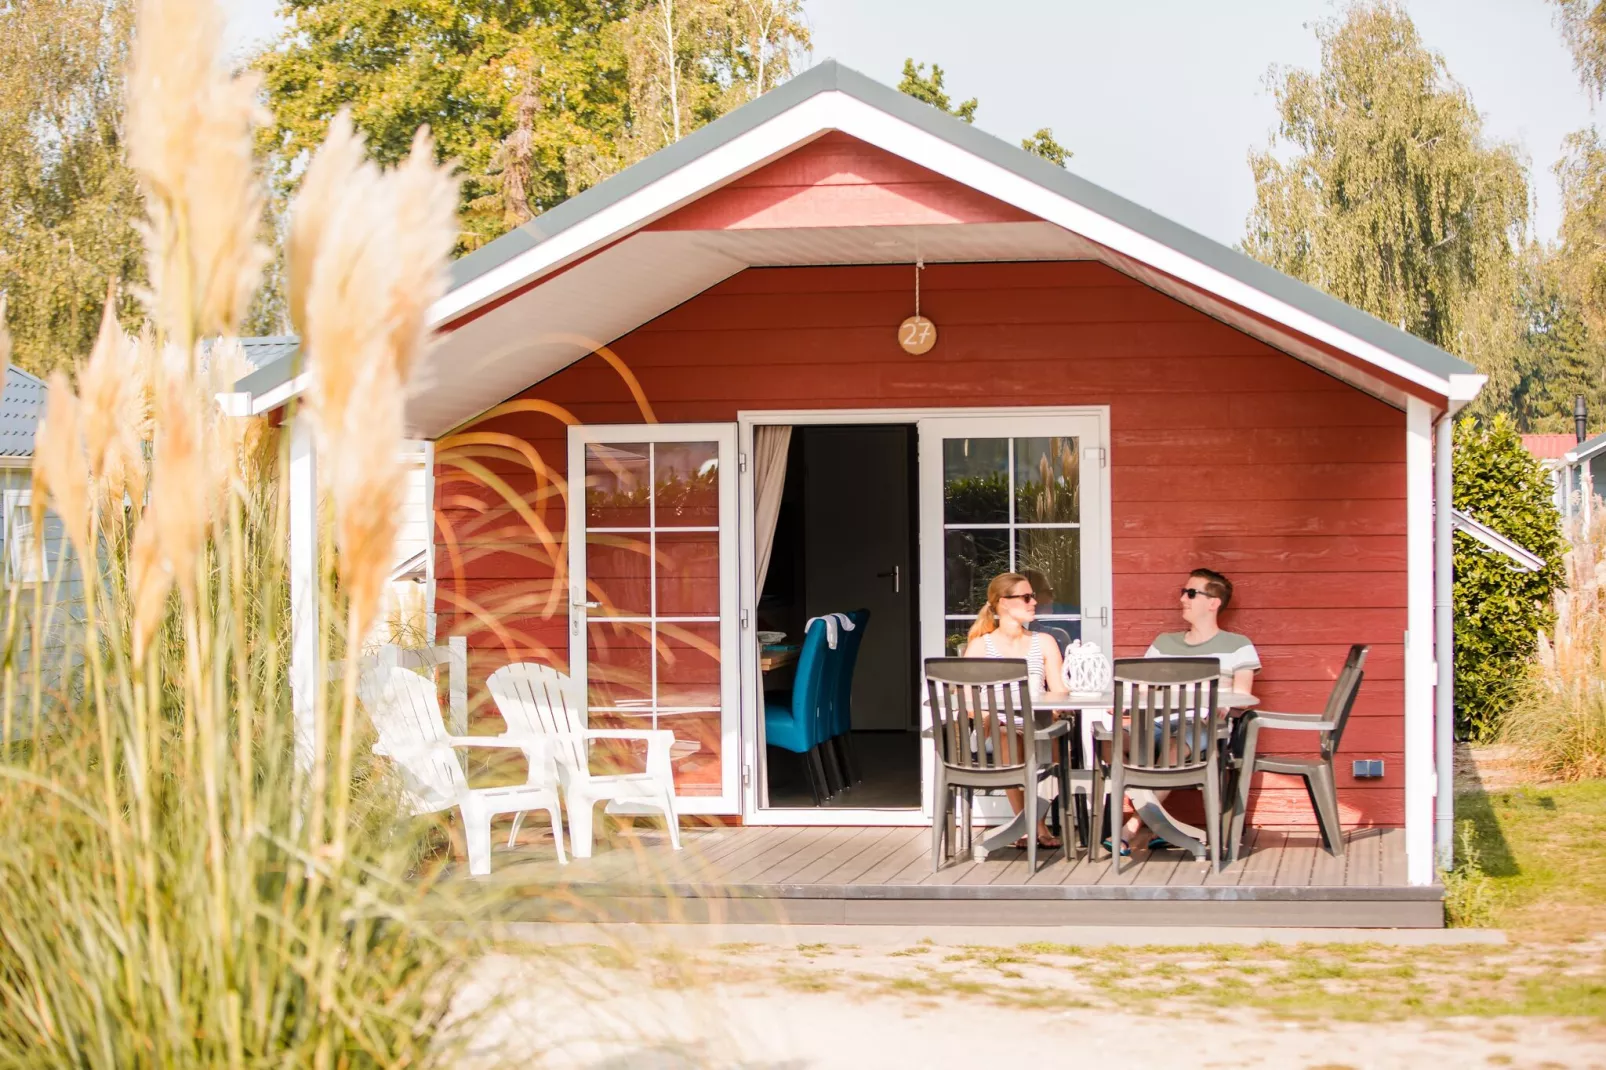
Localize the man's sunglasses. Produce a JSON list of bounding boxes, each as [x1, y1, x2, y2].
[[1000, 593, 1038, 603], [1180, 587, 1217, 600]]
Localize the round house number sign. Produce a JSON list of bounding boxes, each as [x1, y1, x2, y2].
[[898, 315, 937, 355]]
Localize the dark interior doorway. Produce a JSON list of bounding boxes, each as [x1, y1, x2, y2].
[[758, 424, 921, 809]]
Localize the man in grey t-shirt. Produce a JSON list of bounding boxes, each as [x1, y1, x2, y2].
[[1113, 568, 1260, 853], [1144, 567, 1260, 694]]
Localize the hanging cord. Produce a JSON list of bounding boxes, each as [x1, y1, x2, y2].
[[914, 255, 925, 318]]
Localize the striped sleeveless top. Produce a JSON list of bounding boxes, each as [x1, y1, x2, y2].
[[981, 631, 1048, 694]]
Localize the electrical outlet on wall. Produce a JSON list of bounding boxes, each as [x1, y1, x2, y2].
[[1351, 759, 1385, 779]]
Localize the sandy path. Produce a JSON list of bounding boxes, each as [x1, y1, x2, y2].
[[454, 951, 1606, 1069]]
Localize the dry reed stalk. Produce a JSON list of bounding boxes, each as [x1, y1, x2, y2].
[[1505, 507, 1606, 780], [125, 0, 266, 348]]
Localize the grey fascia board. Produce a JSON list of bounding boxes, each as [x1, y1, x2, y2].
[[444, 58, 1474, 386], [233, 349, 302, 397], [1566, 430, 1606, 465]]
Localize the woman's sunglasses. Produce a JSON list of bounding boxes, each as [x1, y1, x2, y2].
[[1000, 593, 1038, 603]]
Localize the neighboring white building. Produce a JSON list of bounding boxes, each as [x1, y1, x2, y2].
[[0, 366, 83, 734]]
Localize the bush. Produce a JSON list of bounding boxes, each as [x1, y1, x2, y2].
[[1501, 505, 1606, 780], [1453, 414, 1566, 740]]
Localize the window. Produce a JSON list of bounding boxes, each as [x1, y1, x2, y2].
[[2, 488, 47, 585], [940, 436, 1082, 652]]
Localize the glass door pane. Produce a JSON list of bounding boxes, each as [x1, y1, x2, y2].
[[570, 425, 739, 813], [934, 433, 1089, 654]]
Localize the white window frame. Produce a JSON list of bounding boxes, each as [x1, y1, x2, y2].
[[3, 488, 48, 585]]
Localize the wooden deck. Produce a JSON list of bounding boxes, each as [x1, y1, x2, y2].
[[486, 824, 1443, 928]]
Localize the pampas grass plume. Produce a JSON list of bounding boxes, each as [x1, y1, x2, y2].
[[79, 289, 150, 512], [33, 374, 92, 559], [126, 0, 267, 345]]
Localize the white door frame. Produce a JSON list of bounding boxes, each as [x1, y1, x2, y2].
[[737, 406, 1113, 826], [567, 422, 742, 814]]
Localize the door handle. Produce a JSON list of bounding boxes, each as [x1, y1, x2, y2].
[[876, 565, 900, 593], [573, 600, 601, 609]]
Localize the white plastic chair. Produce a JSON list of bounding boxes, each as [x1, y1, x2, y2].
[[358, 665, 566, 875], [486, 662, 682, 859]]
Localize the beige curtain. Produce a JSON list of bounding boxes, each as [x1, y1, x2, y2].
[[753, 426, 792, 594]]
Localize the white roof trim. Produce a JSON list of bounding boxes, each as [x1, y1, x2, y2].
[[1451, 509, 1545, 573], [427, 89, 1464, 404]]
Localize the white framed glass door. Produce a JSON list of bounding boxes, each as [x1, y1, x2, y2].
[[917, 412, 1111, 816], [567, 423, 741, 814]]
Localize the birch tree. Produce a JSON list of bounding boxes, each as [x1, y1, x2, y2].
[[1243, 2, 1529, 399]]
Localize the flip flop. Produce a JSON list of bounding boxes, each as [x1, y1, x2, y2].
[[1100, 838, 1132, 857], [1148, 837, 1174, 851]]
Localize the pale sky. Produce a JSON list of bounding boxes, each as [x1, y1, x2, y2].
[[223, 0, 1597, 247]]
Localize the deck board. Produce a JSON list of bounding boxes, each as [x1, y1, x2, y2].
[[788, 827, 891, 884], [480, 820, 1442, 928]]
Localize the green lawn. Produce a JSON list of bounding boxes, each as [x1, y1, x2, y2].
[[1458, 778, 1606, 941]]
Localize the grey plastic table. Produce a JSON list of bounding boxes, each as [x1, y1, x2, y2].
[[969, 689, 1258, 861]]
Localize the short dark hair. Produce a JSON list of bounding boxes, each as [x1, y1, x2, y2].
[[1190, 568, 1233, 609]]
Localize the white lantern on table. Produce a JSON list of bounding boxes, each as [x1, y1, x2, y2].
[[1061, 639, 1112, 693]]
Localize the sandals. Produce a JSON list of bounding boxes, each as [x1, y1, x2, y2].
[[1012, 833, 1063, 850], [1100, 837, 1133, 857]]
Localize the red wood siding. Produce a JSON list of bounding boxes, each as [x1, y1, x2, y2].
[[435, 260, 1408, 826], [645, 131, 1033, 231]]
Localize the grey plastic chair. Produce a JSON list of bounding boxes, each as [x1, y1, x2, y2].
[[1091, 657, 1224, 873], [925, 657, 1070, 873], [1226, 644, 1369, 861]]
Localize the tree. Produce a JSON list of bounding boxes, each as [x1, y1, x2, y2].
[[897, 59, 977, 123], [1021, 127, 1071, 167], [1243, 2, 1530, 403], [259, 0, 807, 251], [1453, 414, 1567, 740], [1552, 0, 1606, 97], [898, 59, 1071, 169], [0, 0, 146, 377]]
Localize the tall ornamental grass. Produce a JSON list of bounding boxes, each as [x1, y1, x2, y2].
[[0, 0, 498, 1061], [1502, 504, 1606, 782]]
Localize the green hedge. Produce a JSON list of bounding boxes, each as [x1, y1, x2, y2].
[[1453, 413, 1566, 741]]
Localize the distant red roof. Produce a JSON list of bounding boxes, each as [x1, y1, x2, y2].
[[1522, 434, 1577, 461]]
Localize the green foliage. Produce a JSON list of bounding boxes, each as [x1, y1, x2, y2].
[[1020, 127, 1070, 168], [1551, 0, 1606, 98], [897, 58, 1069, 169], [0, 0, 146, 377], [1243, 2, 1530, 403], [1441, 821, 1499, 927], [1453, 414, 1567, 740], [896, 59, 977, 123], [258, 0, 808, 252]]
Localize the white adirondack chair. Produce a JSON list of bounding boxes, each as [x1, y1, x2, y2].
[[358, 665, 567, 875], [486, 662, 682, 859]]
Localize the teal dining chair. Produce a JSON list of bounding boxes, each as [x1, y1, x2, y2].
[[763, 617, 833, 804]]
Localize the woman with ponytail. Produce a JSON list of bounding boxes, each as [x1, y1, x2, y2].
[[961, 572, 1067, 850]]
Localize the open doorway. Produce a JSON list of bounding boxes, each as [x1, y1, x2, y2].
[[757, 424, 920, 809]]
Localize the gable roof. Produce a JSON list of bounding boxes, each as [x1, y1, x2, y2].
[[0, 366, 47, 460], [232, 59, 1484, 436]]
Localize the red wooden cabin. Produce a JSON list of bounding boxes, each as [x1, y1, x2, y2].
[[236, 62, 1479, 919]]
